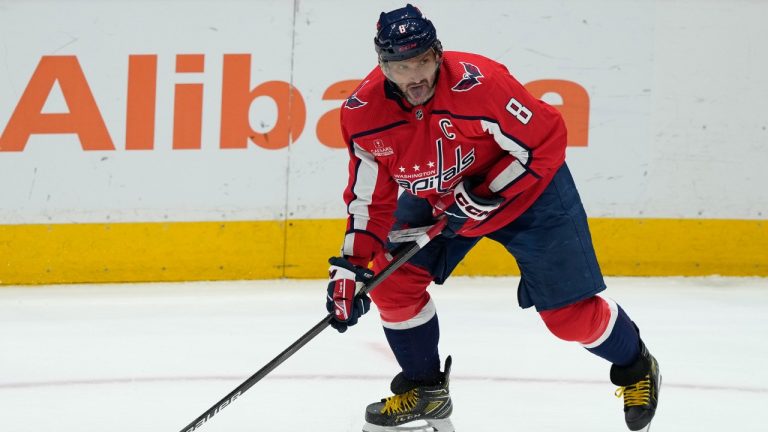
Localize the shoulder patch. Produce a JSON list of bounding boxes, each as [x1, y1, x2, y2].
[[344, 80, 370, 109], [371, 138, 394, 157], [451, 62, 483, 92]]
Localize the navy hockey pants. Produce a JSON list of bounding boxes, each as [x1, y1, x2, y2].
[[383, 162, 606, 312], [370, 163, 644, 382]]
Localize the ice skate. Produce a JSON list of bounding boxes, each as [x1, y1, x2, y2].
[[611, 341, 661, 431], [362, 356, 454, 432]]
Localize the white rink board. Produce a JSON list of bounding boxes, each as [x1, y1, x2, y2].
[[1, 0, 767, 224]]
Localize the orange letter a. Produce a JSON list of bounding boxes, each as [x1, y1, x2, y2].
[[0, 56, 114, 152]]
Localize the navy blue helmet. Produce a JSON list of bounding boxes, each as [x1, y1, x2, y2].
[[375, 4, 442, 62]]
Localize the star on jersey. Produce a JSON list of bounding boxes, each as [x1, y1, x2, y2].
[[398, 162, 436, 172], [394, 140, 476, 194]]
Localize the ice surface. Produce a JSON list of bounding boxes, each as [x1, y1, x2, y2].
[[1, 276, 766, 431]]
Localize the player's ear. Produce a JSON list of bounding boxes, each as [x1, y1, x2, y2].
[[432, 40, 443, 61], [434, 51, 443, 71], [378, 58, 392, 78], [431, 46, 443, 71]]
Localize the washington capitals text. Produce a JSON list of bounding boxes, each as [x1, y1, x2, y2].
[[394, 139, 475, 194]]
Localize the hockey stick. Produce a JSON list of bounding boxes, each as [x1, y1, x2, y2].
[[387, 224, 437, 243], [178, 218, 447, 432]]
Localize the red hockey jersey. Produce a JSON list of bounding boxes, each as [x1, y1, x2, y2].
[[339, 51, 567, 266]]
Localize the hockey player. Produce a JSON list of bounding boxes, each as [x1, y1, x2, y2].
[[325, 4, 661, 431]]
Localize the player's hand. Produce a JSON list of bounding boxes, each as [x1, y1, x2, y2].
[[433, 179, 503, 238], [326, 257, 374, 333]]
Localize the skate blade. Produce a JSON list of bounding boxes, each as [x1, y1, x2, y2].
[[362, 418, 455, 432]]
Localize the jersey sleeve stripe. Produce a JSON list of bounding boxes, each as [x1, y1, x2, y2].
[[346, 142, 377, 222], [480, 119, 531, 166], [488, 159, 527, 193]]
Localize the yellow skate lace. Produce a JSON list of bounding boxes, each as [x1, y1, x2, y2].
[[615, 376, 651, 407], [380, 389, 419, 415]]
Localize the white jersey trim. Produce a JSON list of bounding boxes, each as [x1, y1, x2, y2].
[[381, 298, 437, 330], [348, 141, 377, 222], [480, 120, 530, 164], [343, 142, 379, 256], [488, 159, 526, 193]]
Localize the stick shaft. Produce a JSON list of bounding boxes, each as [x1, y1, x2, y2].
[[178, 219, 446, 432]]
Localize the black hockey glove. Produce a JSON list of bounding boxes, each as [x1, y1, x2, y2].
[[433, 179, 503, 238], [326, 257, 374, 333]]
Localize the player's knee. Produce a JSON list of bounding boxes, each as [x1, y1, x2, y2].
[[539, 296, 615, 344], [380, 297, 437, 329], [373, 289, 431, 323], [369, 259, 434, 323]]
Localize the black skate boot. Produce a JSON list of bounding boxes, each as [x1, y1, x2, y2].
[[362, 356, 454, 432], [610, 341, 661, 431]]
